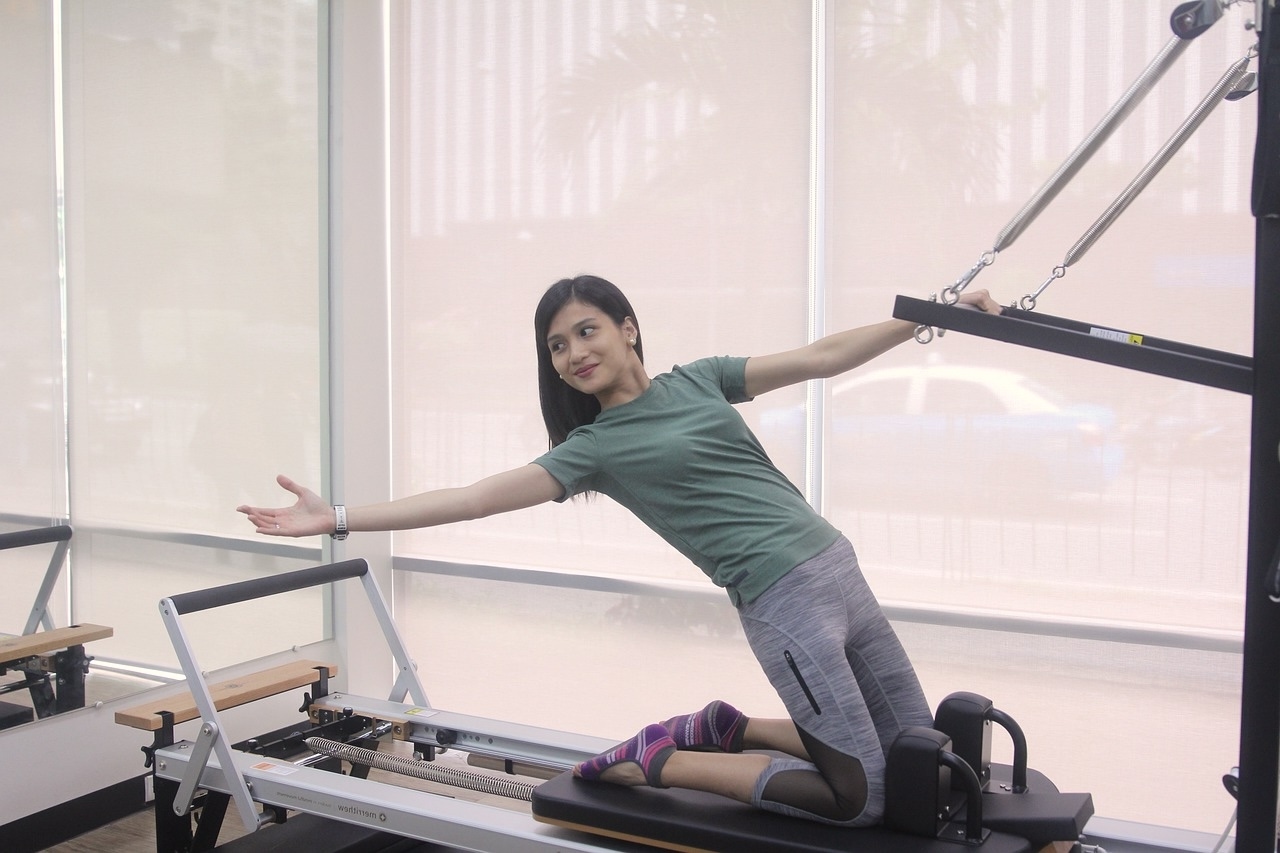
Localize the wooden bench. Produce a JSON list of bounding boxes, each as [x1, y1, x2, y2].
[[0, 623, 113, 665], [114, 659, 338, 731]]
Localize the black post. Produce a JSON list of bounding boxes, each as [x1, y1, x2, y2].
[[52, 645, 89, 714], [1239, 1, 1280, 849]]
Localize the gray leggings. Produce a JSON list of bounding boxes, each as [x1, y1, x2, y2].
[[737, 535, 932, 826]]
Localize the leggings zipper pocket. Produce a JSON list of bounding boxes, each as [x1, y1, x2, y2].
[[784, 650, 822, 715]]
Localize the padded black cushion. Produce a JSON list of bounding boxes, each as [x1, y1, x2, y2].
[[532, 771, 1035, 853]]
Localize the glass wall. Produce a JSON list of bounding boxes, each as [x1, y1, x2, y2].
[[0, 3, 68, 631], [389, 0, 1254, 836], [58, 0, 329, 671], [1, 0, 328, 716], [0, 4, 65, 516]]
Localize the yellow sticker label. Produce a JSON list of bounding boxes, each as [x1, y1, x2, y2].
[[1090, 327, 1143, 345]]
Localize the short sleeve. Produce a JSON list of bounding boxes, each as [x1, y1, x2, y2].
[[718, 355, 753, 404], [679, 356, 752, 404], [531, 430, 601, 502]]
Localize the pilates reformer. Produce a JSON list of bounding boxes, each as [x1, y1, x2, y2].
[[0, 524, 113, 729], [117, 558, 1093, 853], [894, 0, 1258, 397]]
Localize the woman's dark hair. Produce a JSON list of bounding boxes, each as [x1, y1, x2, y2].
[[534, 275, 644, 447]]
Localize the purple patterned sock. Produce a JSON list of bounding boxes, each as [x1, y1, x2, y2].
[[662, 700, 746, 752], [574, 723, 676, 788]]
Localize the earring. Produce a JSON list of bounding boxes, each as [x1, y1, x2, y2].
[[628, 338, 636, 345]]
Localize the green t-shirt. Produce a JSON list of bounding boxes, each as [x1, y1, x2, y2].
[[533, 356, 840, 606]]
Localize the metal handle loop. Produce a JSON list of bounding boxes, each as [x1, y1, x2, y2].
[[913, 292, 951, 344], [1019, 266, 1066, 312], [941, 251, 996, 304]]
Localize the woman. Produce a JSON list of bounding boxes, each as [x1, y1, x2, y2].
[[239, 274, 1001, 826]]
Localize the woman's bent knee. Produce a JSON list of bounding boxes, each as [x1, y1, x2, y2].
[[758, 765, 876, 825]]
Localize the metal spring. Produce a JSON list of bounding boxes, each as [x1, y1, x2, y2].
[[304, 737, 538, 802]]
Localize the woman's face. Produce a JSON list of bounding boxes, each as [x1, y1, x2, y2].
[[544, 299, 638, 399]]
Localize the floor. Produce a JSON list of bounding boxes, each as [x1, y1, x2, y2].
[[43, 806, 249, 853]]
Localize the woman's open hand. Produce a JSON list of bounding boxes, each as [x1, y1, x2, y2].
[[237, 475, 334, 537]]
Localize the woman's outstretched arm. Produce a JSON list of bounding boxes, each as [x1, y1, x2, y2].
[[237, 465, 565, 538], [743, 289, 1001, 398]]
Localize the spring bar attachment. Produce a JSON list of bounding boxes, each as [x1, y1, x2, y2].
[[936, 27, 1198, 320], [1016, 46, 1256, 312], [1018, 266, 1066, 312], [915, 0, 1232, 341], [941, 251, 996, 305]]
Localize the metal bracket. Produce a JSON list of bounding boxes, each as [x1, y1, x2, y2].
[[173, 720, 220, 817]]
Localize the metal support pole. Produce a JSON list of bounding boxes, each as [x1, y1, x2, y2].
[[1238, 214, 1280, 853], [1237, 1, 1280, 848]]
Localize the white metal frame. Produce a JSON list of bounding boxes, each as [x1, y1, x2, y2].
[[155, 558, 618, 850]]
